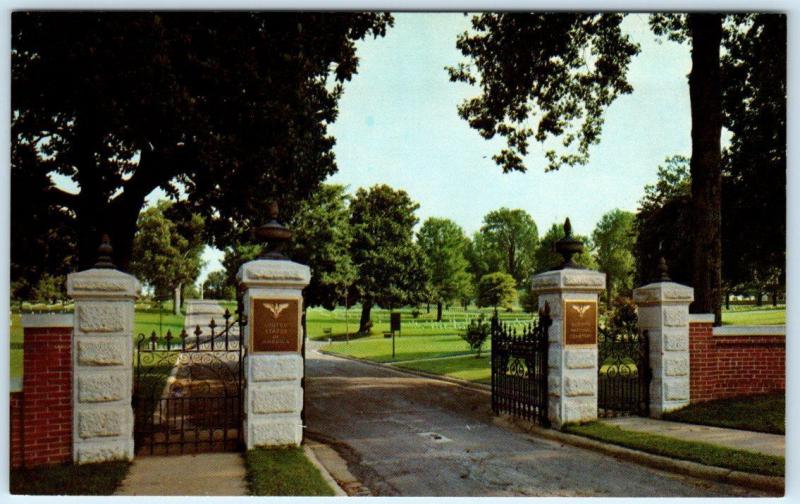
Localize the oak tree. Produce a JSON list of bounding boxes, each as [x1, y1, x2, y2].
[[12, 12, 392, 270]]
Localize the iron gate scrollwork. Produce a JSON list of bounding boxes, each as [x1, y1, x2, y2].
[[134, 302, 246, 455], [598, 326, 651, 417], [491, 303, 552, 426]]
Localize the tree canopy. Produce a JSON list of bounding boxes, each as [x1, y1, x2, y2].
[[350, 184, 427, 332], [130, 201, 205, 303], [12, 12, 393, 271], [417, 218, 472, 320], [289, 184, 357, 310], [477, 272, 517, 311], [449, 12, 786, 323], [474, 208, 539, 286], [591, 209, 636, 307]]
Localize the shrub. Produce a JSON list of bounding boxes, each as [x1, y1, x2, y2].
[[461, 315, 491, 358], [605, 296, 638, 333]]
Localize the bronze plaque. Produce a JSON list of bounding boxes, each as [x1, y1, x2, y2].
[[250, 298, 300, 352], [563, 300, 597, 345]]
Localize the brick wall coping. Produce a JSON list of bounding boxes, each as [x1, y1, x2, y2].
[[21, 313, 74, 328], [713, 325, 785, 337], [689, 313, 715, 323]]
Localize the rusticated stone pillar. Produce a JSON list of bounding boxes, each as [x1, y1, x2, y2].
[[633, 281, 694, 417], [531, 268, 605, 428], [67, 268, 140, 463], [238, 259, 310, 448]]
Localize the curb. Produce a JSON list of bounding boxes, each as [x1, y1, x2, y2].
[[496, 416, 784, 495], [303, 445, 348, 497], [317, 349, 492, 394]]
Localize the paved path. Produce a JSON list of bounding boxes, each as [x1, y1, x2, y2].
[[304, 347, 770, 497], [115, 453, 248, 495], [603, 416, 785, 457]]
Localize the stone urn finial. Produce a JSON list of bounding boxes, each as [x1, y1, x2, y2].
[[254, 201, 292, 260], [555, 217, 585, 269], [657, 256, 671, 282], [94, 234, 115, 269]]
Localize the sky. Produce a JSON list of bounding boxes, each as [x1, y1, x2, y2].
[[48, 13, 696, 283], [198, 12, 694, 282]]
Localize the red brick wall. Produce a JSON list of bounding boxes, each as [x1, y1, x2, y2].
[[10, 325, 73, 468], [689, 321, 785, 403], [10, 392, 23, 468]]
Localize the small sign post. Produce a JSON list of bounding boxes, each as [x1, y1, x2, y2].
[[390, 312, 401, 360]]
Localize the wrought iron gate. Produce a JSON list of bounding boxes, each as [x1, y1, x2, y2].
[[133, 306, 245, 455], [598, 326, 651, 417], [491, 304, 552, 425]]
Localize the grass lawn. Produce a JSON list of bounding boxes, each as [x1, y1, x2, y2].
[[323, 333, 483, 363], [721, 306, 785, 325], [9, 301, 186, 381], [395, 354, 492, 384], [10, 461, 130, 495], [563, 422, 784, 477], [664, 394, 784, 435], [245, 447, 335, 496]]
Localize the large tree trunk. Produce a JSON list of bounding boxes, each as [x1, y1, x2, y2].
[[436, 302, 443, 322], [688, 14, 724, 325], [359, 301, 372, 334]]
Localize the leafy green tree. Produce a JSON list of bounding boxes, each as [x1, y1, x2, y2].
[[477, 272, 517, 311], [417, 218, 472, 321], [131, 201, 205, 313], [32, 273, 67, 304], [534, 223, 596, 273], [592, 209, 636, 308], [519, 287, 538, 314], [634, 156, 693, 287], [12, 12, 393, 269], [289, 184, 357, 310], [350, 185, 427, 333], [202, 270, 235, 300], [449, 12, 784, 323], [11, 139, 77, 301], [461, 316, 491, 358], [473, 208, 539, 286], [720, 15, 786, 306], [221, 243, 263, 295]]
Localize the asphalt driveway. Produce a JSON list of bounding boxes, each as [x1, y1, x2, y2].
[[304, 347, 770, 497]]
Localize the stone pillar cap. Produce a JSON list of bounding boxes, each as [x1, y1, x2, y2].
[[531, 268, 606, 293], [21, 312, 74, 328], [633, 281, 694, 304], [237, 259, 311, 288], [67, 268, 141, 299]]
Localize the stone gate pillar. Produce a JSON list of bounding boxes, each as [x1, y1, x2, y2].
[[237, 203, 310, 448], [633, 259, 693, 417], [531, 219, 605, 429], [66, 237, 140, 463]]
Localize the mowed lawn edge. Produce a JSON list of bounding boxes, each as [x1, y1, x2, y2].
[[245, 447, 336, 496], [563, 422, 784, 477], [663, 394, 784, 435], [10, 304, 186, 381]]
